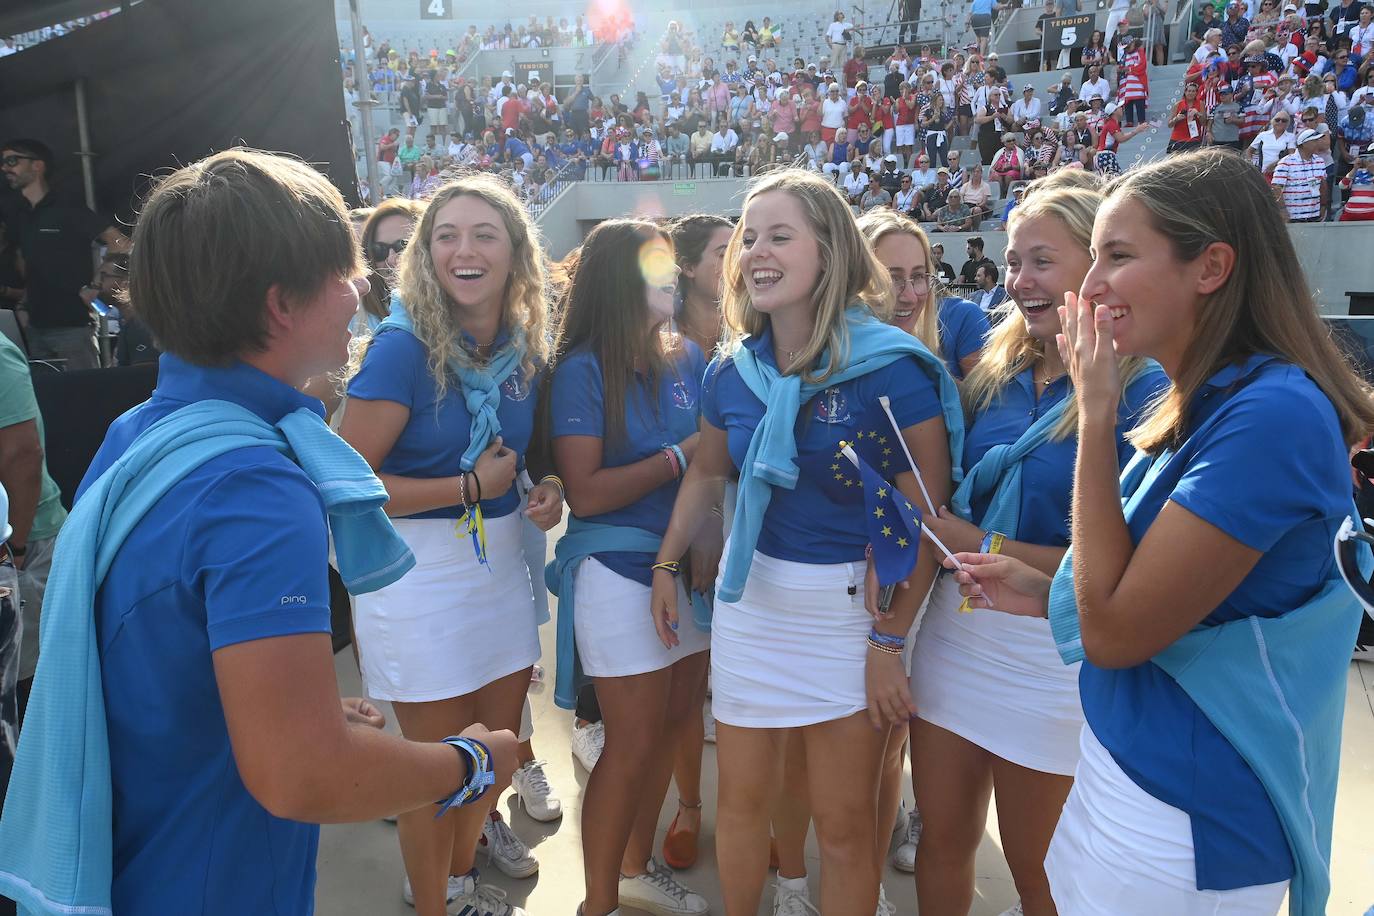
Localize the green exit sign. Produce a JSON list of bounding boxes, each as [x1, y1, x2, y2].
[[672, 182, 697, 196]]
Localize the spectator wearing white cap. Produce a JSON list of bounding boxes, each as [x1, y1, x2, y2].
[[1271, 127, 1329, 219]]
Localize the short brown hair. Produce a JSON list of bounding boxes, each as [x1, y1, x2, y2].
[[128, 148, 361, 365]]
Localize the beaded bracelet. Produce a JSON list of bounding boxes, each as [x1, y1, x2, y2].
[[652, 560, 682, 577], [867, 636, 904, 656], [457, 472, 469, 511]]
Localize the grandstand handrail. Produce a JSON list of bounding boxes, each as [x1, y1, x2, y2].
[[851, 12, 964, 54]]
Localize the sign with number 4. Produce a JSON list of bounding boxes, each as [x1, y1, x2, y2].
[[421, 0, 450, 19]]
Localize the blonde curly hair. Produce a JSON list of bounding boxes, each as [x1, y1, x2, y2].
[[353, 172, 550, 395]]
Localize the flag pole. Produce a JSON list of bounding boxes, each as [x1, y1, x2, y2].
[[839, 443, 962, 569], [877, 395, 937, 515]]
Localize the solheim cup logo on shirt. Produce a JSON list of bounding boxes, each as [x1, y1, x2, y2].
[[501, 370, 532, 402], [671, 380, 696, 411], [815, 387, 852, 424]]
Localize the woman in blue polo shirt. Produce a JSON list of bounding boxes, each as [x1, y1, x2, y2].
[[915, 175, 1167, 916], [949, 149, 1374, 915], [548, 219, 711, 916], [650, 170, 963, 914], [341, 174, 563, 916], [937, 291, 990, 380]]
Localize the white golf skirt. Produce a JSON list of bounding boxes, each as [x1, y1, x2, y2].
[[711, 548, 871, 728], [1046, 725, 1289, 915], [354, 514, 539, 703], [895, 123, 917, 147], [573, 557, 709, 678], [910, 574, 1084, 775]]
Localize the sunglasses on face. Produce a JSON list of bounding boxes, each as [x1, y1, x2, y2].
[[1, 154, 37, 167], [369, 238, 409, 262]]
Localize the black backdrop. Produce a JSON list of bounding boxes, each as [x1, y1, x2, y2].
[[0, 0, 359, 227]]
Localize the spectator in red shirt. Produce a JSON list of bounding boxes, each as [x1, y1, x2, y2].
[[844, 46, 868, 94], [846, 81, 875, 143], [1167, 82, 1208, 152], [500, 86, 527, 133]]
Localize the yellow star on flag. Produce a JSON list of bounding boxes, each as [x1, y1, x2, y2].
[[881, 525, 892, 537], [874, 507, 885, 518], [897, 537, 909, 548]]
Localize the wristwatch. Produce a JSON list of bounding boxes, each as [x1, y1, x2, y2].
[[434, 735, 495, 818]]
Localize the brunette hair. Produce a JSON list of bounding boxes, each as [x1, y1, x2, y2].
[[1109, 149, 1374, 451], [129, 148, 360, 365], [551, 220, 681, 446], [359, 198, 425, 320]]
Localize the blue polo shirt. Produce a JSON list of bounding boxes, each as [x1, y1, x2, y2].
[[551, 343, 706, 585], [938, 297, 990, 379], [963, 365, 1169, 544], [1080, 355, 1349, 890], [702, 326, 943, 564], [82, 354, 333, 915], [346, 328, 539, 520]]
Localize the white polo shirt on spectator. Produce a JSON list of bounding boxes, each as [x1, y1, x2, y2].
[[1249, 129, 1295, 171], [1271, 151, 1325, 219], [1079, 77, 1113, 102], [842, 169, 869, 198], [1011, 96, 1043, 124], [826, 20, 849, 44], [710, 129, 739, 153]]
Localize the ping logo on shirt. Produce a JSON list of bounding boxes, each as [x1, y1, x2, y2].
[[279, 595, 309, 605], [671, 380, 696, 411], [501, 370, 533, 402], [815, 387, 852, 424]]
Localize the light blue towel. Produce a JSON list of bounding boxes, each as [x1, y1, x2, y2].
[[949, 396, 1070, 537], [1047, 457, 1367, 916], [379, 295, 524, 473], [0, 399, 414, 916], [545, 517, 711, 710], [718, 307, 965, 603]]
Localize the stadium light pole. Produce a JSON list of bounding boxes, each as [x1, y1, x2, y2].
[[349, 0, 380, 202]]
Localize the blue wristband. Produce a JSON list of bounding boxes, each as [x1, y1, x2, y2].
[[434, 736, 495, 818], [868, 627, 906, 649], [668, 443, 687, 479]]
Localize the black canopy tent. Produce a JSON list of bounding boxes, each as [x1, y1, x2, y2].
[[0, 0, 359, 226]]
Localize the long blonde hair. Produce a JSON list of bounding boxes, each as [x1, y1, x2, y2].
[[963, 172, 1153, 441], [1109, 149, 1374, 452], [856, 209, 941, 357], [356, 173, 550, 395], [721, 169, 892, 383]]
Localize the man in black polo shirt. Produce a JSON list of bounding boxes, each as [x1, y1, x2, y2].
[[959, 236, 996, 285], [1, 139, 129, 370]]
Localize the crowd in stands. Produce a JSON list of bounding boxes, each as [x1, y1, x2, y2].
[[1178, 0, 1374, 220], [341, 2, 1374, 223]]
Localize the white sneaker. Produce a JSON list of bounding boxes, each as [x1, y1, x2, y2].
[[572, 720, 605, 771], [618, 857, 709, 916], [481, 811, 539, 878], [998, 904, 1024, 916], [512, 759, 562, 822], [891, 807, 922, 873], [876, 884, 897, 916], [772, 877, 818, 916], [450, 870, 527, 916], [702, 699, 716, 745], [402, 874, 464, 907]]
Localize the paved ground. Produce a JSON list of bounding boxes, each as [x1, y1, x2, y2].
[[316, 543, 1374, 915]]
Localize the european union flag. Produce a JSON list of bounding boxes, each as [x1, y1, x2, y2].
[[802, 421, 923, 588], [845, 442, 923, 587]]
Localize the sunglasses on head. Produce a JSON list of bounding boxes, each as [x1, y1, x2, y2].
[[369, 238, 409, 262], [1, 154, 38, 167]]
